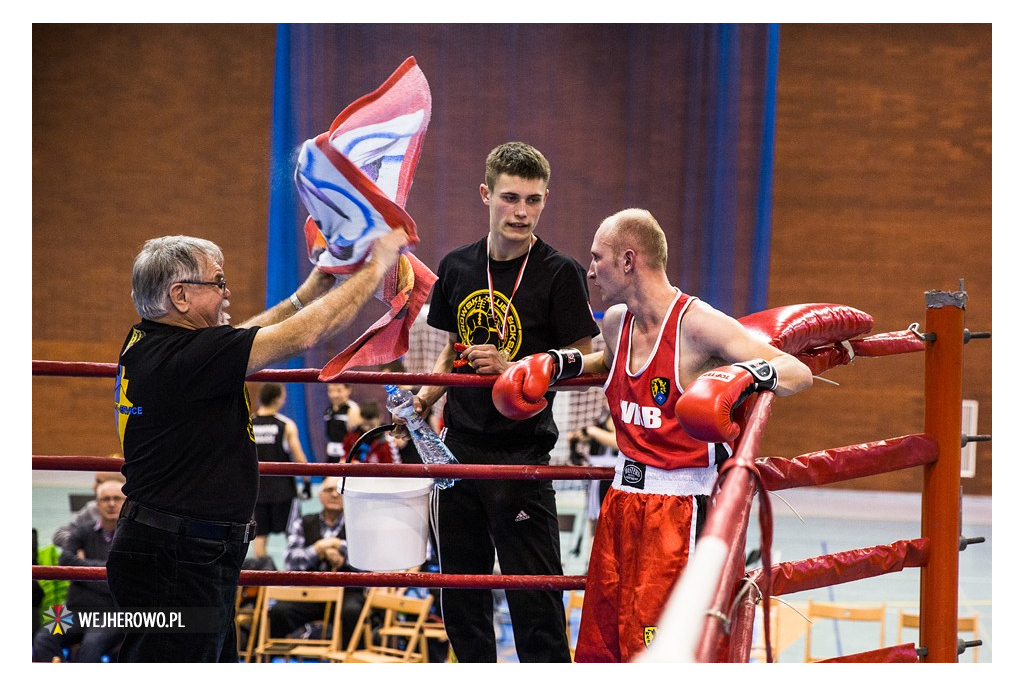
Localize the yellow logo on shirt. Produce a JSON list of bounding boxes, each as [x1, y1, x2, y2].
[[115, 366, 141, 447], [244, 386, 254, 442], [644, 626, 658, 646], [456, 289, 521, 360]]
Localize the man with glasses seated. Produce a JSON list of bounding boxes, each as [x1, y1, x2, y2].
[[52, 463, 124, 549], [33, 481, 126, 662], [108, 231, 408, 662], [266, 477, 366, 648]]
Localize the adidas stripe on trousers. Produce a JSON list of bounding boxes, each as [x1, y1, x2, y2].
[[435, 434, 571, 663]]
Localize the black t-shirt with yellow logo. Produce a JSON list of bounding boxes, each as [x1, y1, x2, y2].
[[115, 319, 260, 523], [428, 236, 599, 450]]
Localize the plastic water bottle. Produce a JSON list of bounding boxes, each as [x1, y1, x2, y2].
[[384, 384, 458, 489]]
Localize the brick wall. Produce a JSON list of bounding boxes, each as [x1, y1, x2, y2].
[[764, 24, 992, 494]]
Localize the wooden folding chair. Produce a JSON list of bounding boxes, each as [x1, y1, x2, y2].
[[326, 587, 433, 663], [565, 590, 586, 662], [804, 600, 886, 662], [235, 585, 265, 663], [253, 586, 344, 663], [897, 609, 980, 663], [380, 588, 449, 662]]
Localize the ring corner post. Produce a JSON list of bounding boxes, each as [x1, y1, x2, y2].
[[920, 285, 967, 663]]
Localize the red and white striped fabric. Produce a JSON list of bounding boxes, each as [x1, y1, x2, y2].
[[293, 56, 438, 378]]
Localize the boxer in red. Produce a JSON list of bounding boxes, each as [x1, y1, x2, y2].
[[492, 208, 813, 662]]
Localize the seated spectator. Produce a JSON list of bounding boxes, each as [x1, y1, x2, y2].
[[52, 460, 125, 549], [33, 480, 126, 662], [267, 477, 366, 645]]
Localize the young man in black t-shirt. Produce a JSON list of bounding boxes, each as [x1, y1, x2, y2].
[[396, 142, 599, 663]]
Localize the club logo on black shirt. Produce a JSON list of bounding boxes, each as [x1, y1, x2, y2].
[[456, 289, 521, 360]]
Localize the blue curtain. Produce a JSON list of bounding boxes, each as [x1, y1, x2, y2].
[[263, 25, 319, 463], [616, 24, 778, 314], [703, 23, 779, 313], [267, 23, 778, 461]]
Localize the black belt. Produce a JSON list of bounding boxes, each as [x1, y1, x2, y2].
[[120, 499, 257, 543]]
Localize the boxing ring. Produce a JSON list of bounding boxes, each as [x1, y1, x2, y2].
[[32, 285, 989, 663]]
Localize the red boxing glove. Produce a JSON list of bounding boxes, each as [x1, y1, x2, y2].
[[675, 359, 778, 443], [492, 349, 584, 420]]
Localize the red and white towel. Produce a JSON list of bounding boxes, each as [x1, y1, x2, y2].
[[293, 56, 437, 378]]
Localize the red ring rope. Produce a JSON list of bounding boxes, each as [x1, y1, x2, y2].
[[32, 566, 587, 591], [32, 360, 604, 388], [32, 455, 615, 481]]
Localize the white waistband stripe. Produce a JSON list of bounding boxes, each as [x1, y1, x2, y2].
[[610, 453, 717, 496]]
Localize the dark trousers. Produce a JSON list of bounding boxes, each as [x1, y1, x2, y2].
[[437, 436, 570, 663], [106, 517, 248, 663], [32, 625, 123, 662]]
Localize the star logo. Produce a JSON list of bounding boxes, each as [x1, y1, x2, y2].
[[43, 604, 75, 635]]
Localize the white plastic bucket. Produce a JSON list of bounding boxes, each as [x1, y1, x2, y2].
[[342, 477, 433, 571]]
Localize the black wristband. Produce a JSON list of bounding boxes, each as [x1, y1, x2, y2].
[[547, 348, 584, 381], [734, 358, 778, 391]]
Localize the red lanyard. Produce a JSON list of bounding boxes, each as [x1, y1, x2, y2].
[[486, 234, 533, 343]]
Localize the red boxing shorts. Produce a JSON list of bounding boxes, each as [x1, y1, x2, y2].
[[573, 457, 713, 663]]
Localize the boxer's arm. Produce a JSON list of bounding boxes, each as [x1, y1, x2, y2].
[[583, 304, 625, 375], [682, 303, 812, 395], [569, 335, 594, 356], [676, 304, 813, 442], [582, 351, 610, 375], [463, 333, 594, 376], [556, 336, 596, 391]]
